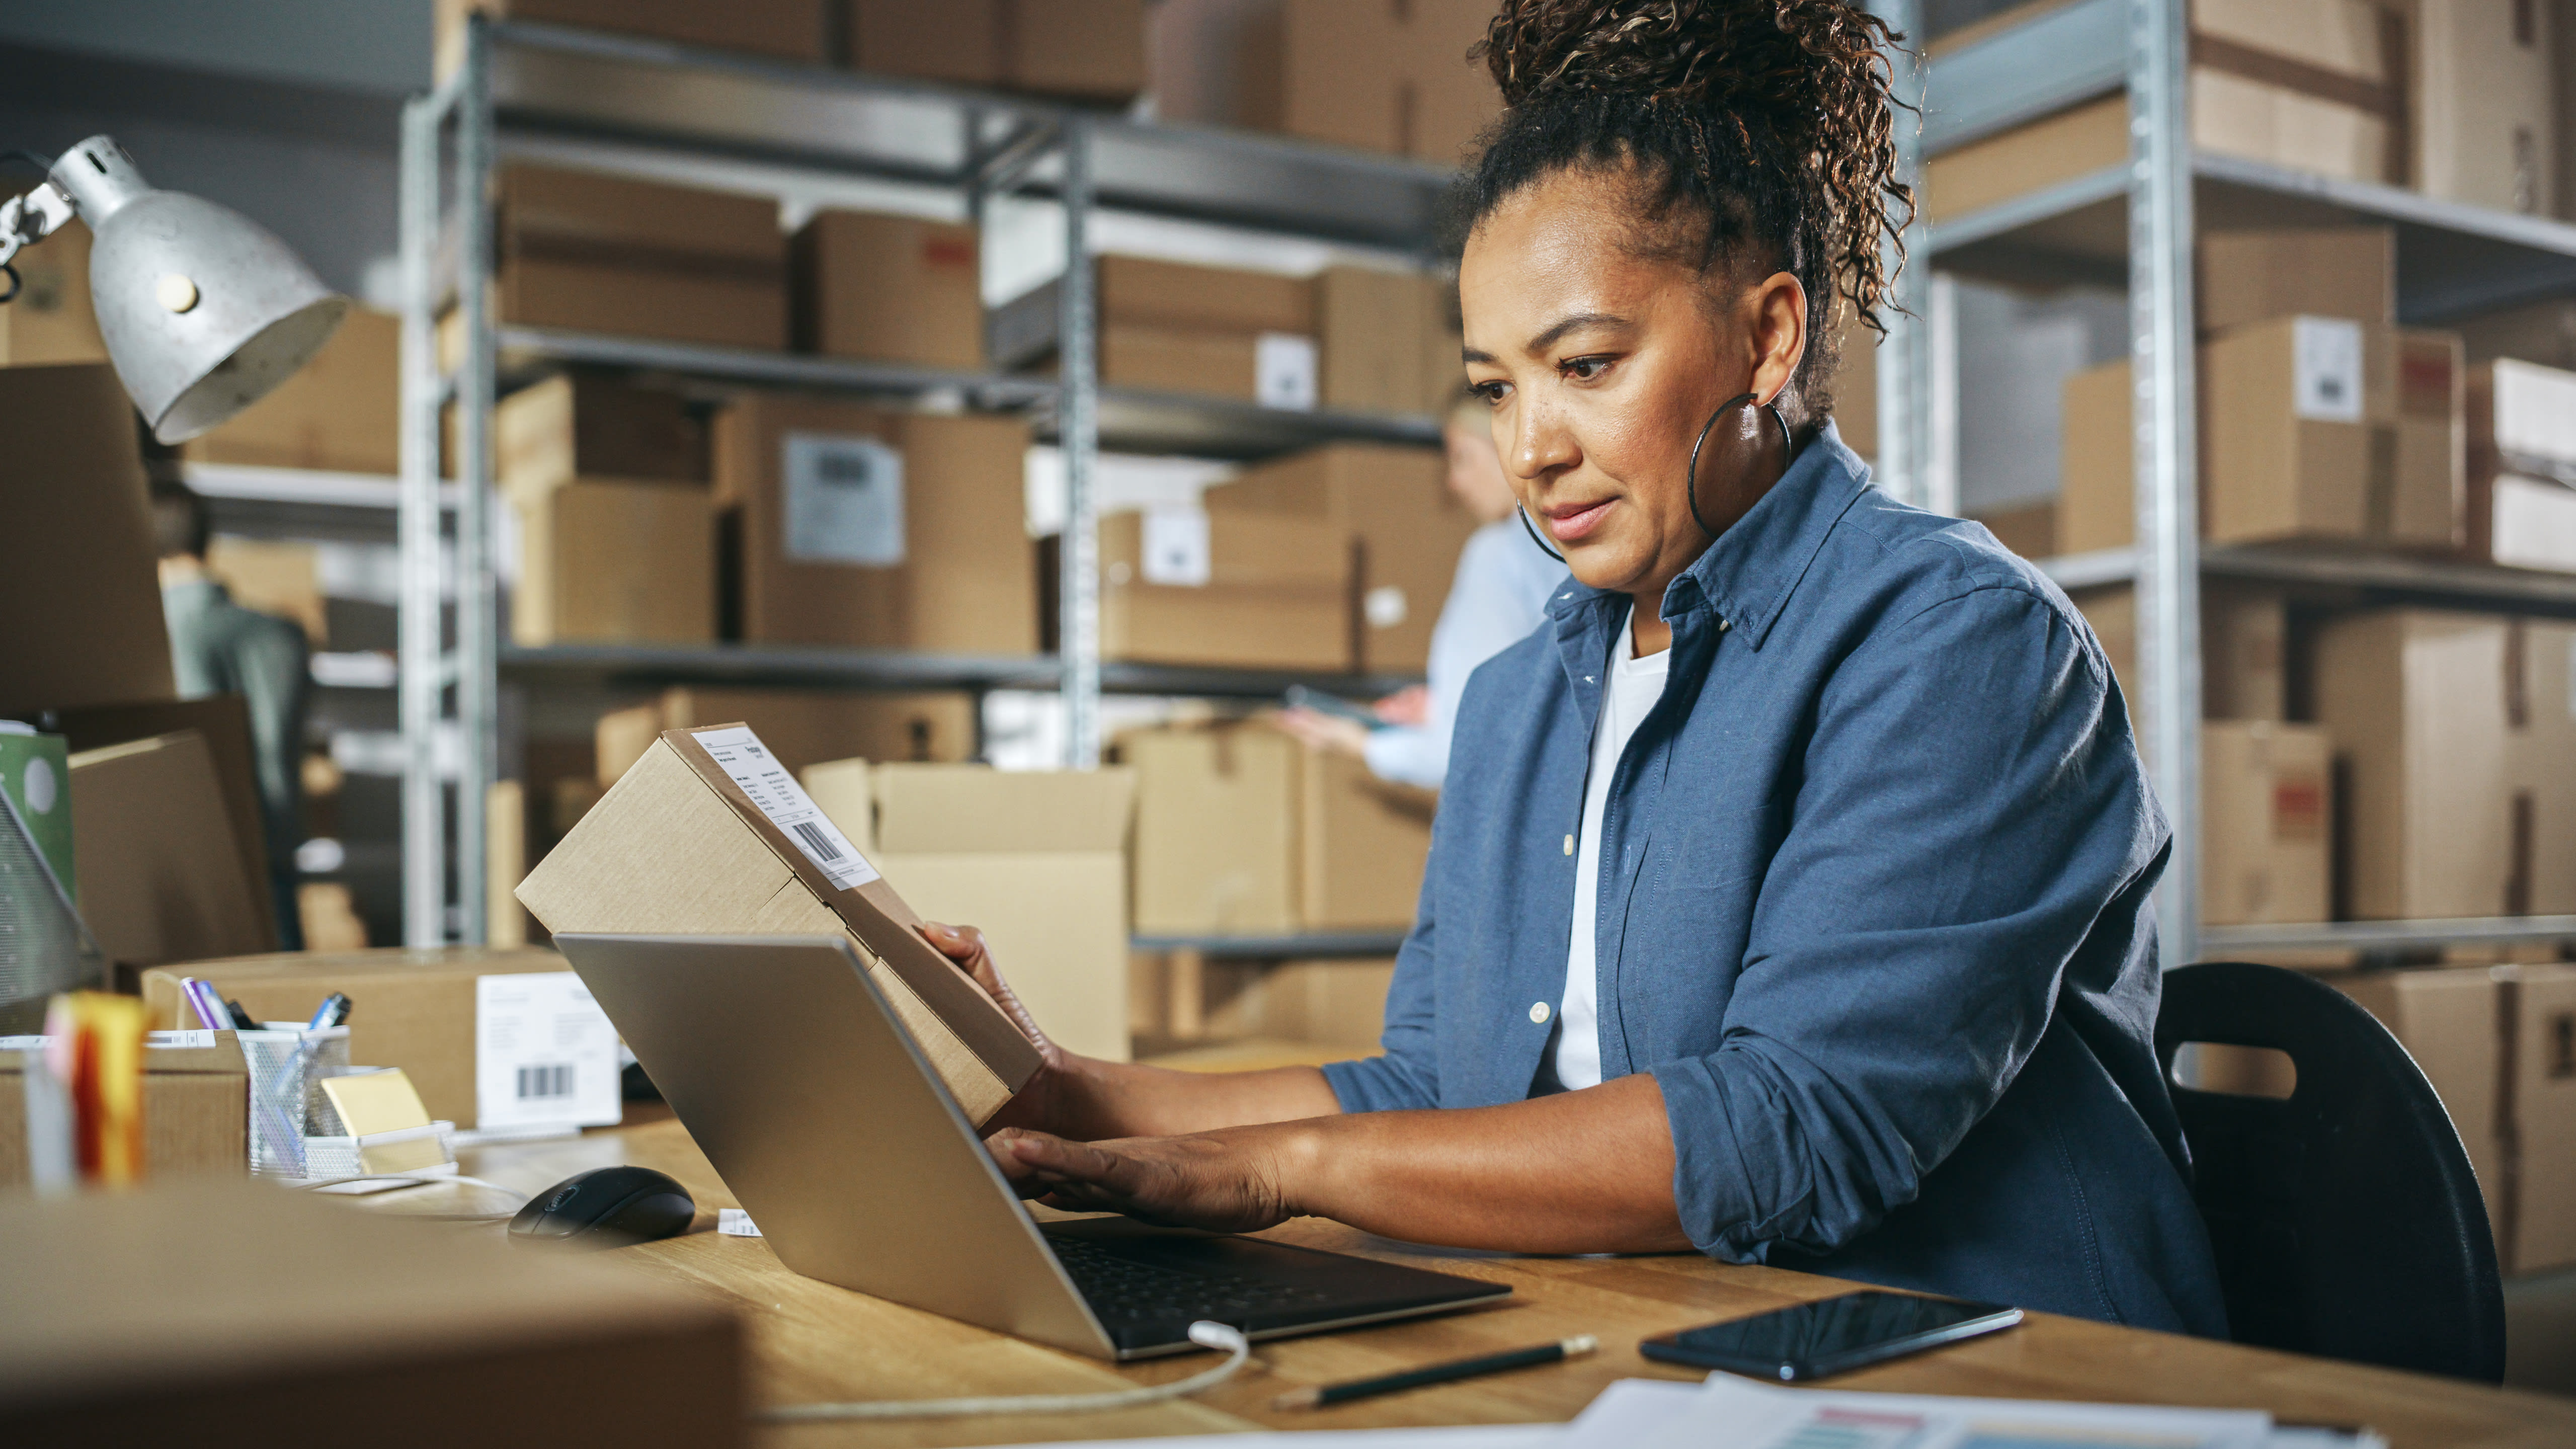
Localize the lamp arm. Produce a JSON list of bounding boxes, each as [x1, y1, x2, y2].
[[0, 181, 75, 282]]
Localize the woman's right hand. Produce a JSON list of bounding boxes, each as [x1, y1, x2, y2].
[[919, 920, 1088, 1137]]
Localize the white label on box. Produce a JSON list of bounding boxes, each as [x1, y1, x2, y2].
[[1364, 584, 1409, 629], [1254, 332, 1319, 412], [690, 726, 880, 890], [147, 1030, 217, 1049], [718, 1208, 764, 1237], [475, 972, 622, 1132], [1141, 505, 1212, 586], [2291, 316, 2365, 423], [782, 432, 906, 566]]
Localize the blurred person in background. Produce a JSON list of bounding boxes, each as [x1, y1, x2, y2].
[[1274, 394, 1566, 787], [153, 480, 308, 949]]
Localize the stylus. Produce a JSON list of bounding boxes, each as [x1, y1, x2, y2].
[[1272, 1335, 1599, 1410]]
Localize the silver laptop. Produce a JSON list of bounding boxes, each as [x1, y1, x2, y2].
[[552, 933, 1509, 1360]]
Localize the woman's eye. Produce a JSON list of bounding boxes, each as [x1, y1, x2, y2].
[[1471, 380, 1508, 404], [1561, 355, 1614, 382]]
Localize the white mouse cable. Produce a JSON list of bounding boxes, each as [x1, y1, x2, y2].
[[759, 1321, 1254, 1422]]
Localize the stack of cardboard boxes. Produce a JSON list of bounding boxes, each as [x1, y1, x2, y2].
[[500, 373, 716, 647], [1154, 0, 1501, 166], [2466, 358, 2576, 572]]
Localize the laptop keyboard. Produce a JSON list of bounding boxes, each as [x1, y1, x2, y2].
[[1050, 1235, 1339, 1323]]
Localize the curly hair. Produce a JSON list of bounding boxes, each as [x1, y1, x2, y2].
[[1455, 1, 1915, 426]]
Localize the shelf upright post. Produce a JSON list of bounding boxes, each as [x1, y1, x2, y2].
[[397, 87, 449, 949], [1869, 0, 1933, 512], [2126, 0, 2203, 969], [451, 15, 500, 943], [1058, 118, 1102, 769]]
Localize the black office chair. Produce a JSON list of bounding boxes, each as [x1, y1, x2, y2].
[[2154, 961, 2506, 1383]]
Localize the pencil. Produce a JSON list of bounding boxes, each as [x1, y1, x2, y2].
[[1271, 1335, 1599, 1410]]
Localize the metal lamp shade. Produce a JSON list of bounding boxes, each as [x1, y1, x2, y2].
[[48, 136, 349, 443]]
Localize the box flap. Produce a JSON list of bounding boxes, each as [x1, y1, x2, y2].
[[661, 726, 1041, 1089], [872, 764, 1136, 855]]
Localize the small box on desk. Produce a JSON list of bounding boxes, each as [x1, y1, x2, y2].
[[518, 726, 1041, 1125], [0, 1031, 249, 1187], [0, 1179, 745, 1445]]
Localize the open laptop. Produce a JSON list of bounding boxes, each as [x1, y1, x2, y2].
[[552, 933, 1509, 1360]]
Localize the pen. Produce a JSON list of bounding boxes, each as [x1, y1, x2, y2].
[[182, 978, 227, 1030], [225, 999, 257, 1031], [1272, 1334, 1599, 1410], [307, 993, 351, 1029]]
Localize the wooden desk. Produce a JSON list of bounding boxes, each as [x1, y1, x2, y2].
[[398, 1117, 2574, 1449]]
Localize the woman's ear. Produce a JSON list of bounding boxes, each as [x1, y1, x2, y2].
[[1746, 271, 1808, 411]]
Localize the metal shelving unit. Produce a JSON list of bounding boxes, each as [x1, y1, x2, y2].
[[1908, 0, 2576, 965], [399, 18, 1453, 946]]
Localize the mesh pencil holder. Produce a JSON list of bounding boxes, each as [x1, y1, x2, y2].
[[237, 1025, 352, 1177]]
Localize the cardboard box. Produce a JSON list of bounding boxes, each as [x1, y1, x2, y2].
[[2333, 966, 2506, 1250], [1219, 0, 1496, 163], [596, 688, 978, 784], [844, 0, 1147, 101], [2202, 720, 2331, 926], [2057, 357, 2132, 555], [0, 1179, 744, 1444], [793, 211, 982, 369], [2466, 360, 2576, 572], [70, 732, 275, 970], [2313, 609, 2516, 919], [2198, 228, 2394, 336], [0, 198, 104, 365], [1099, 508, 1349, 671], [1406, 0, 1504, 166], [438, 0, 826, 73], [2071, 583, 2284, 726], [205, 536, 328, 643], [1318, 266, 1451, 416], [2498, 962, 2576, 1272], [1203, 957, 1398, 1050], [807, 761, 1136, 1061], [497, 372, 707, 494], [990, 256, 1316, 378], [1924, 94, 2129, 224], [1971, 501, 2056, 560], [2459, 297, 2576, 371], [1122, 722, 1434, 936], [139, 947, 573, 1129], [0, 1031, 249, 1187], [713, 395, 1035, 653], [517, 727, 1041, 1125], [0, 364, 176, 718], [2508, 618, 2576, 915], [2414, 0, 2558, 215], [2202, 318, 2462, 547], [1206, 443, 1477, 673], [495, 164, 786, 352], [52, 696, 278, 955], [509, 480, 715, 646], [1830, 304, 1880, 459], [181, 307, 399, 476], [1099, 323, 1265, 403]]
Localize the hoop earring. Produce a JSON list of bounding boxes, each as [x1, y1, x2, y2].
[[1518, 503, 1566, 564], [1684, 392, 1795, 540]]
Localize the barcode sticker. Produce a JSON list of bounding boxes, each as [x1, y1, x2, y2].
[[476, 973, 621, 1132], [691, 726, 879, 891]]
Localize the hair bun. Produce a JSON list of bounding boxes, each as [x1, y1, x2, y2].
[[1481, 0, 1890, 120]]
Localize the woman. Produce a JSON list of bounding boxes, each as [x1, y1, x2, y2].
[[928, 0, 2226, 1335], [1274, 395, 1567, 788]]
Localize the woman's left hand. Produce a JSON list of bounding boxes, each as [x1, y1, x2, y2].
[[986, 1125, 1307, 1235]]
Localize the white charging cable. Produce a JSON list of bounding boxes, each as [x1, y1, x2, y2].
[[759, 1320, 1253, 1423]]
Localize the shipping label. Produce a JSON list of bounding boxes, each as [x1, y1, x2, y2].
[[475, 972, 621, 1132], [691, 726, 880, 891], [783, 431, 907, 566]]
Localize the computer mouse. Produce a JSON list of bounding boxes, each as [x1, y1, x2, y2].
[[508, 1165, 696, 1249]]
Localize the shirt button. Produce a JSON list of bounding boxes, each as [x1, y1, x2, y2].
[[1530, 1001, 1552, 1024], [1563, 834, 1574, 855]]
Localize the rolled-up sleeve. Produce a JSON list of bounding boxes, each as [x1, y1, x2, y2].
[[1321, 908, 1442, 1111], [1650, 585, 2161, 1261]]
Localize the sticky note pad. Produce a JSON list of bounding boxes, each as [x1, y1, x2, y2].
[[320, 1069, 434, 1140]]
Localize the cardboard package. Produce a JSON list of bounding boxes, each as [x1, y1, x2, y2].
[[2459, 297, 2576, 371], [596, 688, 977, 784], [1212, 0, 1496, 163], [2197, 228, 2394, 337], [1202, 957, 1399, 1050], [2066, 584, 2286, 728], [1121, 722, 1435, 936], [51, 696, 278, 955], [2332, 967, 2506, 1248], [0, 1031, 249, 1187], [2465, 360, 2576, 572], [844, 0, 1147, 101], [793, 211, 982, 369], [139, 947, 575, 1129], [2313, 608, 2516, 920], [1971, 501, 2056, 560], [806, 761, 1136, 1061], [1829, 305, 1881, 460], [1318, 266, 1452, 416], [493, 164, 785, 351], [713, 395, 1036, 653], [2508, 617, 2576, 915], [1099, 507, 1349, 671], [1206, 444, 1477, 673], [0, 364, 176, 718], [181, 307, 399, 476], [2498, 962, 2576, 1272], [2413, 0, 2558, 215], [2201, 720, 2331, 927], [69, 732, 275, 971], [0, 1179, 744, 1444], [497, 372, 708, 493], [509, 479, 715, 646], [438, 0, 826, 72], [991, 255, 1316, 380], [518, 726, 1042, 1124], [2066, 319, 2464, 549], [0, 200, 104, 365]]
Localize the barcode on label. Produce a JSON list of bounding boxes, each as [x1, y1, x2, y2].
[[517, 1064, 574, 1099], [790, 820, 844, 862]]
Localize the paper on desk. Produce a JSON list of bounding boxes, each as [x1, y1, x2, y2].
[[986, 1428, 1563, 1449], [1593, 1372, 2371, 1449]]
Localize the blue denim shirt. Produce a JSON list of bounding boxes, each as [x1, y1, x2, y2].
[[1323, 424, 2228, 1337]]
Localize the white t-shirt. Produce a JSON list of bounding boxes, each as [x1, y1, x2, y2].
[[1553, 606, 1670, 1091]]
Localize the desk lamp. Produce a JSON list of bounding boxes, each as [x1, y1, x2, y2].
[[1, 134, 348, 441]]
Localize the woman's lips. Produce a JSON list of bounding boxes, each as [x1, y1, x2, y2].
[[1546, 497, 1614, 542]]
